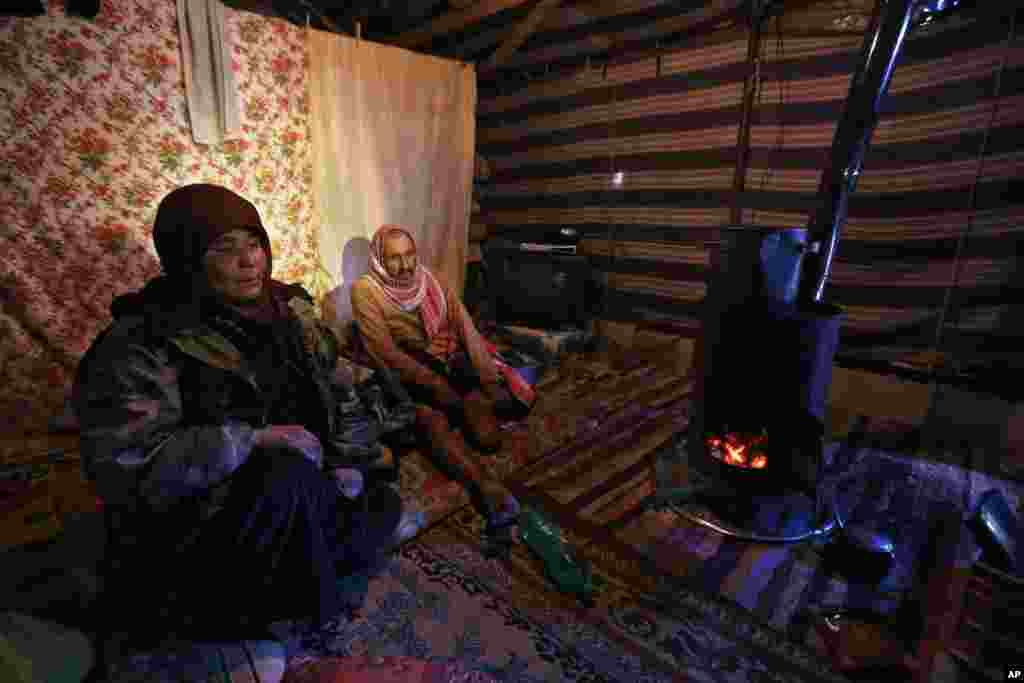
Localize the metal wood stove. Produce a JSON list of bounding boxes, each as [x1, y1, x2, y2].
[[654, 0, 936, 545], [688, 228, 843, 503]]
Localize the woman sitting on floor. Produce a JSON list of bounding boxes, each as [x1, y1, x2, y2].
[[74, 184, 422, 645]]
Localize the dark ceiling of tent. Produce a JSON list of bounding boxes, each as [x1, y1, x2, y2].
[[223, 1, 878, 80]]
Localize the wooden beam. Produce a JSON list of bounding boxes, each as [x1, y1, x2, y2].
[[423, 1, 696, 62], [530, 1, 700, 43], [478, 0, 826, 80], [278, 0, 340, 33], [577, 0, 629, 15], [451, 23, 508, 59], [316, 9, 344, 34], [483, 0, 564, 70], [446, 0, 567, 59], [646, 0, 738, 36], [478, 0, 743, 75], [392, 0, 534, 49]]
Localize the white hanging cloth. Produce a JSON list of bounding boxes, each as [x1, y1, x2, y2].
[[177, 0, 241, 144]]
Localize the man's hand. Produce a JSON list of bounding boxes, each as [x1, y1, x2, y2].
[[253, 425, 323, 467], [429, 374, 462, 408]]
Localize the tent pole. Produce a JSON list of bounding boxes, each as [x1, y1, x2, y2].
[[729, 2, 766, 225]]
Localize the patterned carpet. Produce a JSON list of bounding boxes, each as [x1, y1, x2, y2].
[[278, 348, 856, 683], [284, 508, 848, 683], [612, 442, 1020, 641], [283, 341, 1024, 683]]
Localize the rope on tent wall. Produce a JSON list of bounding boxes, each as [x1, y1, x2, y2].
[[750, 12, 785, 228], [599, 53, 622, 323], [927, 7, 1017, 384]]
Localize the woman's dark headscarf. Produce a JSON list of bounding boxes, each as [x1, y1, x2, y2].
[[150, 183, 280, 322], [153, 183, 271, 281], [146, 185, 327, 429]]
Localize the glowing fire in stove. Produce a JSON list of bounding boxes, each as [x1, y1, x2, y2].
[[706, 430, 768, 469]]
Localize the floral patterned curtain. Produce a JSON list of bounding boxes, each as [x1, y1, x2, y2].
[[0, 1, 328, 435]]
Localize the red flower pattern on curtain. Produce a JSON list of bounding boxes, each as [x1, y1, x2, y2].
[[0, 1, 325, 434]]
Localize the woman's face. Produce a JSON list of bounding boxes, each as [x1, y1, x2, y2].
[[382, 233, 417, 285], [203, 229, 267, 304]]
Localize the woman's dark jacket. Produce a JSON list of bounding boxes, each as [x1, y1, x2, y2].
[[73, 277, 410, 549]]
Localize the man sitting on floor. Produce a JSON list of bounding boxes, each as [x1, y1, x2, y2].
[[351, 224, 532, 534], [74, 185, 422, 646]]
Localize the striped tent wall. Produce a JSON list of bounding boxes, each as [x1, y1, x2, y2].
[[477, 31, 748, 334], [476, 5, 1023, 376], [746, 8, 1024, 373]]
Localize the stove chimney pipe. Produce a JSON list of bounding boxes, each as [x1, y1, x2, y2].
[[798, 0, 919, 304]]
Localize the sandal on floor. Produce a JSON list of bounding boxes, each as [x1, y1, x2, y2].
[[336, 570, 371, 618], [392, 508, 427, 546], [483, 494, 520, 533], [481, 493, 520, 558]]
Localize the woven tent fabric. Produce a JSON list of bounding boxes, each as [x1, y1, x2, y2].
[[475, 8, 1024, 377]]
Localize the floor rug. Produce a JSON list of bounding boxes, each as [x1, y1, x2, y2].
[[613, 443, 1021, 642], [285, 511, 848, 683], [448, 348, 1020, 680], [284, 350, 853, 683], [495, 350, 1023, 666]]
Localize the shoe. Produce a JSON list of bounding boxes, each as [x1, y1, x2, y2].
[[336, 570, 371, 616], [392, 508, 427, 546], [484, 493, 520, 533], [480, 479, 519, 530], [481, 494, 519, 560]]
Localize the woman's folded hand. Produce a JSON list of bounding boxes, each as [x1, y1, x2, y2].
[[331, 467, 365, 499], [253, 424, 323, 467]]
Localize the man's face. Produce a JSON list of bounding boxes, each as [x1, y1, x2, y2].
[[382, 233, 417, 285], [203, 228, 268, 304]]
